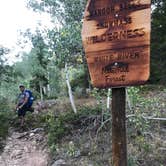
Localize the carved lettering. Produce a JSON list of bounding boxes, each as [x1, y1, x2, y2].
[[105, 75, 126, 83], [117, 51, 140, 60], [92, 50, 140, 64], [88, 1, 149, 18], [86, 28, 145, 44], [89, 6, 115, 17], [102, 62, 129, 74], [82, 0, 151, 87], [119, 1, 142, 11], [97, 16, 132, 29], [94, 54, 114, 63]]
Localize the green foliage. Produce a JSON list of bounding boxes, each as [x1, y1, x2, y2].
[[135, 136, 152, 153], [127, 87, 141, 107], [28, 0, 87, 23], [22, 113, 46, 129], [0, 46, 15, 85], [151, 0, 166, 84], [126, 85, 166, 165], [91, 88, 108, 101], [128, 156, 137, 166], [127, 112, 150, 137], [48, 23, 83, 68], [69, 65, 89, 96], [44, 106, 101, 154], [127, 87, 157, 112], [0, 111, 10, 139], [27, 32, 49, 94], [0, 46, 10, 56], [27, 0, 166, 85], [47, 113, 66, 146], [47, 66, 62, 97], [26, 0, 90, 95], [0, 97, 10, 111], [127, 87, 153, 136], [1, 82, 19, 102], [65, 141, 79, 157], [0, 111, 15, 152]]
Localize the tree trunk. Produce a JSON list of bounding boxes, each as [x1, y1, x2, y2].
[[39, 81, 43, 101], [47, 70, 51, 97], [47, 84, 51, 97], [126, 88, 132, 111], [107, 88, 111, 110], [65, 63, 77, 113]]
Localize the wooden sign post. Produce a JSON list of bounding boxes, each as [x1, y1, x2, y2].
[[112, 88, 127, 165], [82, 0, 151, 165]]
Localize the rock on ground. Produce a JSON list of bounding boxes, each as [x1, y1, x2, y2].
[[0, 128, 49, 166]]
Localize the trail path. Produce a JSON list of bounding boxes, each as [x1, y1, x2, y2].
[[0, 128, 49, 166]]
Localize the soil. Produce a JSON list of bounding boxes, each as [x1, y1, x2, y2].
[[0, 127, 49, 166]]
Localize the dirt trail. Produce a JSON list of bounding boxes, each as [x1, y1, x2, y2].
[[0, 128, 49, 166]]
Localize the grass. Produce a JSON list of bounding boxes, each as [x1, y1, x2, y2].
[[0, 110, 14, 152], [43, 106, 102, 154]]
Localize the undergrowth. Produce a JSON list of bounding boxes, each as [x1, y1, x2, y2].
[[44, 106, 102, 154], [0, 111, 15, 152], [0, 85, 165, 165]]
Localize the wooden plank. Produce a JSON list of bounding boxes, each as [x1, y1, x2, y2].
[[112, 88, 127, 166], [82, 0, 151, 88]]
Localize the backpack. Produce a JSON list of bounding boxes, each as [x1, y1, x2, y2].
[[25, 90, 34, 107]]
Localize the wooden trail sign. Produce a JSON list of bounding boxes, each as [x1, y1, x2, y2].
[[82, 0, 151, 88]]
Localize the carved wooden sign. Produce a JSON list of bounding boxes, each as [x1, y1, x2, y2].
[[82, 0, 151, 88]]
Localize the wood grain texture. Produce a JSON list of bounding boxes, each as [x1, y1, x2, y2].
[[82, 0, 151, 88]]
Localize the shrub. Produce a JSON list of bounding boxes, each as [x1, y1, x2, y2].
[[0, 110, 14, 152], [45, 106, 102, 154]]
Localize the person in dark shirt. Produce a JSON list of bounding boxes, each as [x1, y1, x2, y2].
[[16, 85, 30, 127]]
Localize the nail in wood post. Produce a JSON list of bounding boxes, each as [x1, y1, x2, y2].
[[112, 88, 127, 166]]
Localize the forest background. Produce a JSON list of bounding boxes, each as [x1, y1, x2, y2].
[[0, 0, 166, 165], [0, 0, 165, 104]]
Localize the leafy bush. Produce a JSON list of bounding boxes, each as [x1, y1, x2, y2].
[[128, 156, 137, 166], [0, 111, 14, 152], [0, 97, 11, 111], [0, 111, 10, 139], [45, 106, 101, 154], [74, 87, 84, 98]]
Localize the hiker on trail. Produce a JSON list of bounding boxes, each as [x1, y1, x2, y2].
[[16, 85, 34, 127]]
